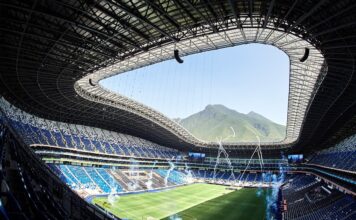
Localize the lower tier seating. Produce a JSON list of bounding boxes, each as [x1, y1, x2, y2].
[[282, 174, 356, 220]]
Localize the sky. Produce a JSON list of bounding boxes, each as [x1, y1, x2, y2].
[[100, 43, 289, 125]]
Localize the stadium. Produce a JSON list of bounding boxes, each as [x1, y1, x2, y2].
[[0, 0, 355, 219]]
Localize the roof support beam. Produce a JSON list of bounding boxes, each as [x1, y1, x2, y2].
[[249, 0, 253, 26], [286, 0, 328, 34], [54, 1, 144, 51], [203, 0, 218, 19], [182, 0, 218, 32], [171, 0, 197, 24], [106, 0, 178, 42], [143, 0, 180, 30], [1, 3, 134, 52], [271, 0, 328, 43], [263, 0, 275, 28], [92, 3, 150, 41], [228, 0, 246, 40]]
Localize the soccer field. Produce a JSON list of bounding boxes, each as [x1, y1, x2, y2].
[[93, 184, 267, 220]]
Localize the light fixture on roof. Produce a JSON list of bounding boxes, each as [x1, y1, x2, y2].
[[89, 78, 96, 86], [174, 49, 184, 64], [300, 48, 309, 62]]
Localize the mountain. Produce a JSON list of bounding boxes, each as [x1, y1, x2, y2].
[[178, 104, 286, 142]]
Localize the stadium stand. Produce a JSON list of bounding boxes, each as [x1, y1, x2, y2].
[[51, 165, 123, 194], [1, 100, 355, 219], [191, 170, 278, 184], [0, 121, 111, 219], [282, 174, 356, 220], [0, 98, 181, 160], [48, 165, 194, 194], [308, 134, 356, 172], [155, 169, 188, 185], [1, 1, 356, 219]]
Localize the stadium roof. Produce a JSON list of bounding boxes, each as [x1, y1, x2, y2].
[[1, 0, 356, 151]]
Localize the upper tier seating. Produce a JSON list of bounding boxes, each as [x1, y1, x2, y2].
[[0, 97, 181, 160], [309, 134, 356, 172]]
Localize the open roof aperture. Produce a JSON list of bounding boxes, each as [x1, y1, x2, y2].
[[76, 26, 325, 148], [100, 44, 289, 143]]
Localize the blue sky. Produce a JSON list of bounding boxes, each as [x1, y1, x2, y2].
[[100, 44, 289, 125]]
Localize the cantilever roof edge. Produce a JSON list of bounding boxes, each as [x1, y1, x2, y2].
[[75, 18, 326, 149]]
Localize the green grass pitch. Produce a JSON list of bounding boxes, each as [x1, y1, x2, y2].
[[92, 183, 267, 220]]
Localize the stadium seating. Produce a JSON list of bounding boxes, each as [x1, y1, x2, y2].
[[0, 98, 181, 160], [51, 165, 123, 194], [191, 170, 277, 184], [1, 97, 355, 220], [0, 129, 68, 219], [309, 134, 356, 172], [50, 165, 193, 193], [155, 169, 188, 185], [282, 174, 356, 220], [85, 167, 111, 193], [96, 168, 123, 192]]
